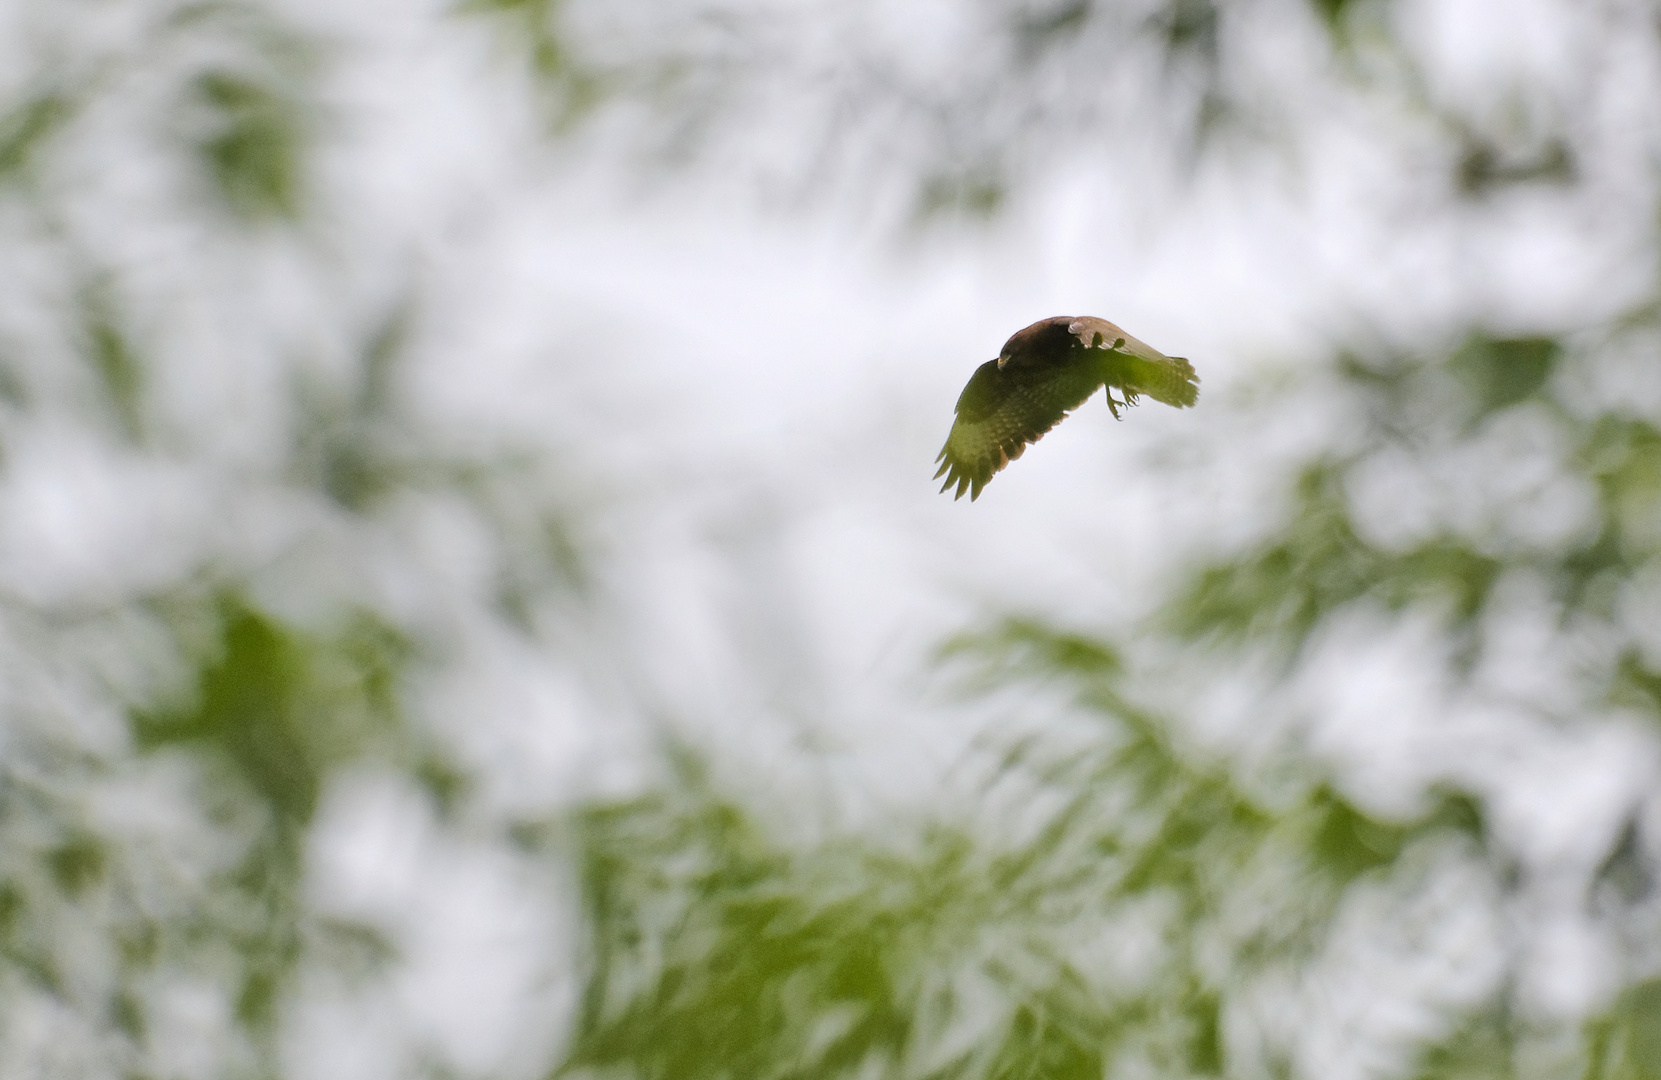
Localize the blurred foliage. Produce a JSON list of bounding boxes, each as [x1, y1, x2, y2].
[[1168, 457, 1502, 652], [543, 627, 1493, 1080], [1454, 134, 1576, 199], [1588, 979, 1661, 1080], [534, 291, 1661, 1077], [1170, 328, 1661, 678], [192, 69, 309, 222], [78, 281, 147, 442], [0, 90, 72, 184], [459, 0, 608, 128], [292, 294, 417, 512], [1308, 0, 1381, 39], [178, 6, 321, 222], [454, 0, 1483, 216], [134, 595, 412, 830], [0, 1, 1656, 1079], [1447, 335, 1560, 419], [125, 593, 411, 1059], [458, 0, 1331, 216], [0, 589, 412, 1077], [1410, 1003, 1518, 1080], [0, 8, 592, 1073], [523, 59, 1661, 1063]]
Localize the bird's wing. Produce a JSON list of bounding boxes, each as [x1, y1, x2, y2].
[[1068, 316, 1199, 409], [933, 358, 1106, 500]]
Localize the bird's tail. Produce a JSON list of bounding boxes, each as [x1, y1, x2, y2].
[[1118, 353, 1199, 409]]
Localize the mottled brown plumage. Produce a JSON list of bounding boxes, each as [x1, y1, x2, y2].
[[935, 316, 1199, 500]]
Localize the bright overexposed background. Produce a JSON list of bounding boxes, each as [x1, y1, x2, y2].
[[1, 1, 1659, 1078]]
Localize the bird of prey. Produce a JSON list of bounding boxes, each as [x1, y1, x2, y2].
[[934, 316, 1199, 500]]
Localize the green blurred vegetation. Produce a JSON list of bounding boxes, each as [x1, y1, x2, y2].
[[0, 591, 411, 1075], [461, 0, 606, 128], [193, 68, 309, 222], [134, 597, 411, 831], [0, 91, 73, 183], [0, 0, 1657, 1078], [535, 616, 1496, 1080]]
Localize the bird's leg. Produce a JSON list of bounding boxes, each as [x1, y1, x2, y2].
[[1104, 389, 1123, 420]]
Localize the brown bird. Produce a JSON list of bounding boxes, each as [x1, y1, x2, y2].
[[934, 316, 1199, 500]]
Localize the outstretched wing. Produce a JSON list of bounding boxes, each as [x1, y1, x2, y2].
[[1068, 316, 1199, 409], [933, 358, 1105, 501]]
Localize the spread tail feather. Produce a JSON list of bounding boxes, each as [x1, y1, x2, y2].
[[1118, 353, 1199, 409]]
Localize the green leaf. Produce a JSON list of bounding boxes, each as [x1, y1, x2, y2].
[[46, 835, 106, 898], [0, 91, 70, 181], [456, 0, 604, 129], [78, 284, 146, 441], [1448, 334, 1559, 418], [192, 70, 307, 222], [1587, 980, 1661, 1080], [133, 595, 411, 829], [1169, 460, 1501, 651]]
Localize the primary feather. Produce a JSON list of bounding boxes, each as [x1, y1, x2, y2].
[[934, 316, 1198, 500]]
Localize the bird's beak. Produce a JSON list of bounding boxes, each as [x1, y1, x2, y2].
[[995, 355, 1007, 370]]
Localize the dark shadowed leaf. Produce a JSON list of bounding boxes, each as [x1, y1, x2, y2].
[[1448, 335, 1559, 418], [78, 283, 146, 441], [133, 595, 411, 829], [192, 70, 308, 222], [0, 90, 70, 181]]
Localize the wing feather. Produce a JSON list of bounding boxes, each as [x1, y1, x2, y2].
[[1068, 316, 1198, 409], [933, 359, 1105, 500]]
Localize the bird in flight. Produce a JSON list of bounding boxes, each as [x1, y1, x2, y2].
[[934, 316, 1199, 500]]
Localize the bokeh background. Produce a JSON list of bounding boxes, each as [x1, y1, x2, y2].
[[2, 0, 1661, 1077]]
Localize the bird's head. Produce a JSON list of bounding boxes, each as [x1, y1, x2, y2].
[[996, 317, 1072, 370]]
